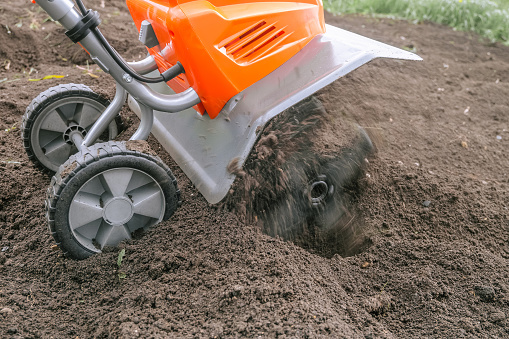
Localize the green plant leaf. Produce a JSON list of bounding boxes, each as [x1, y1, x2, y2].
[[28, 75, 65, 82], [117, 248, 125, 268]]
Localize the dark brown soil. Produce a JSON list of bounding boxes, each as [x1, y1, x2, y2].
[[223, 95, 371, 259], [1, 1, 508, 338]]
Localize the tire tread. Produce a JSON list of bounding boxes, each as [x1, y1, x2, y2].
[[22, 84, 112, 173], [46, 141, 180, 259]]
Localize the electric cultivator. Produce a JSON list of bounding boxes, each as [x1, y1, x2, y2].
[[24, 0, 421, 259]]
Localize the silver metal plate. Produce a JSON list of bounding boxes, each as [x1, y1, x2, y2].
[[128, 24, 421, 204]]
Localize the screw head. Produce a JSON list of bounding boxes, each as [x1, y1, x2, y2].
[[122, 73, 133, 83]]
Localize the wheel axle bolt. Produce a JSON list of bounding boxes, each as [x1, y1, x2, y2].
[[123, 73, 133, 83]]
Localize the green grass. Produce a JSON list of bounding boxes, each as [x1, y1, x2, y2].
[[497, 0, 509, 9], [324, 0, 509, 44]]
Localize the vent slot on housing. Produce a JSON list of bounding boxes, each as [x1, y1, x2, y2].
[[220, 21, 288, 64]]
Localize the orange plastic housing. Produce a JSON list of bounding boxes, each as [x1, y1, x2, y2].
[[126, 0, 325, 118]]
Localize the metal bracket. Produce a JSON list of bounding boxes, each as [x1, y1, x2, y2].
[[139, 20, 159, 49]]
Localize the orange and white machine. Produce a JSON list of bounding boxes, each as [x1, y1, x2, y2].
[[127, 0, 327, 119], [25, 0, 421, 258]]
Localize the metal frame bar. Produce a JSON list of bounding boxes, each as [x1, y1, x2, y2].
[[83, 83, 127, 146], [35, 0, 201, 146]]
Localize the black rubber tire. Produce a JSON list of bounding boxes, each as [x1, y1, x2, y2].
[[46, 141, 180, 260], [22, 83, 122, 173]]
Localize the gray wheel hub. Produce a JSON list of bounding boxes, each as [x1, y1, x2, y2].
[[63, 125, 87, 145], [103, 197, 134, 226], [30, 96, 118, 172], [68, 167, 165, 251]]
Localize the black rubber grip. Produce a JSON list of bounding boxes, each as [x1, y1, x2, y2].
[[161, 62, 185, 82]]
